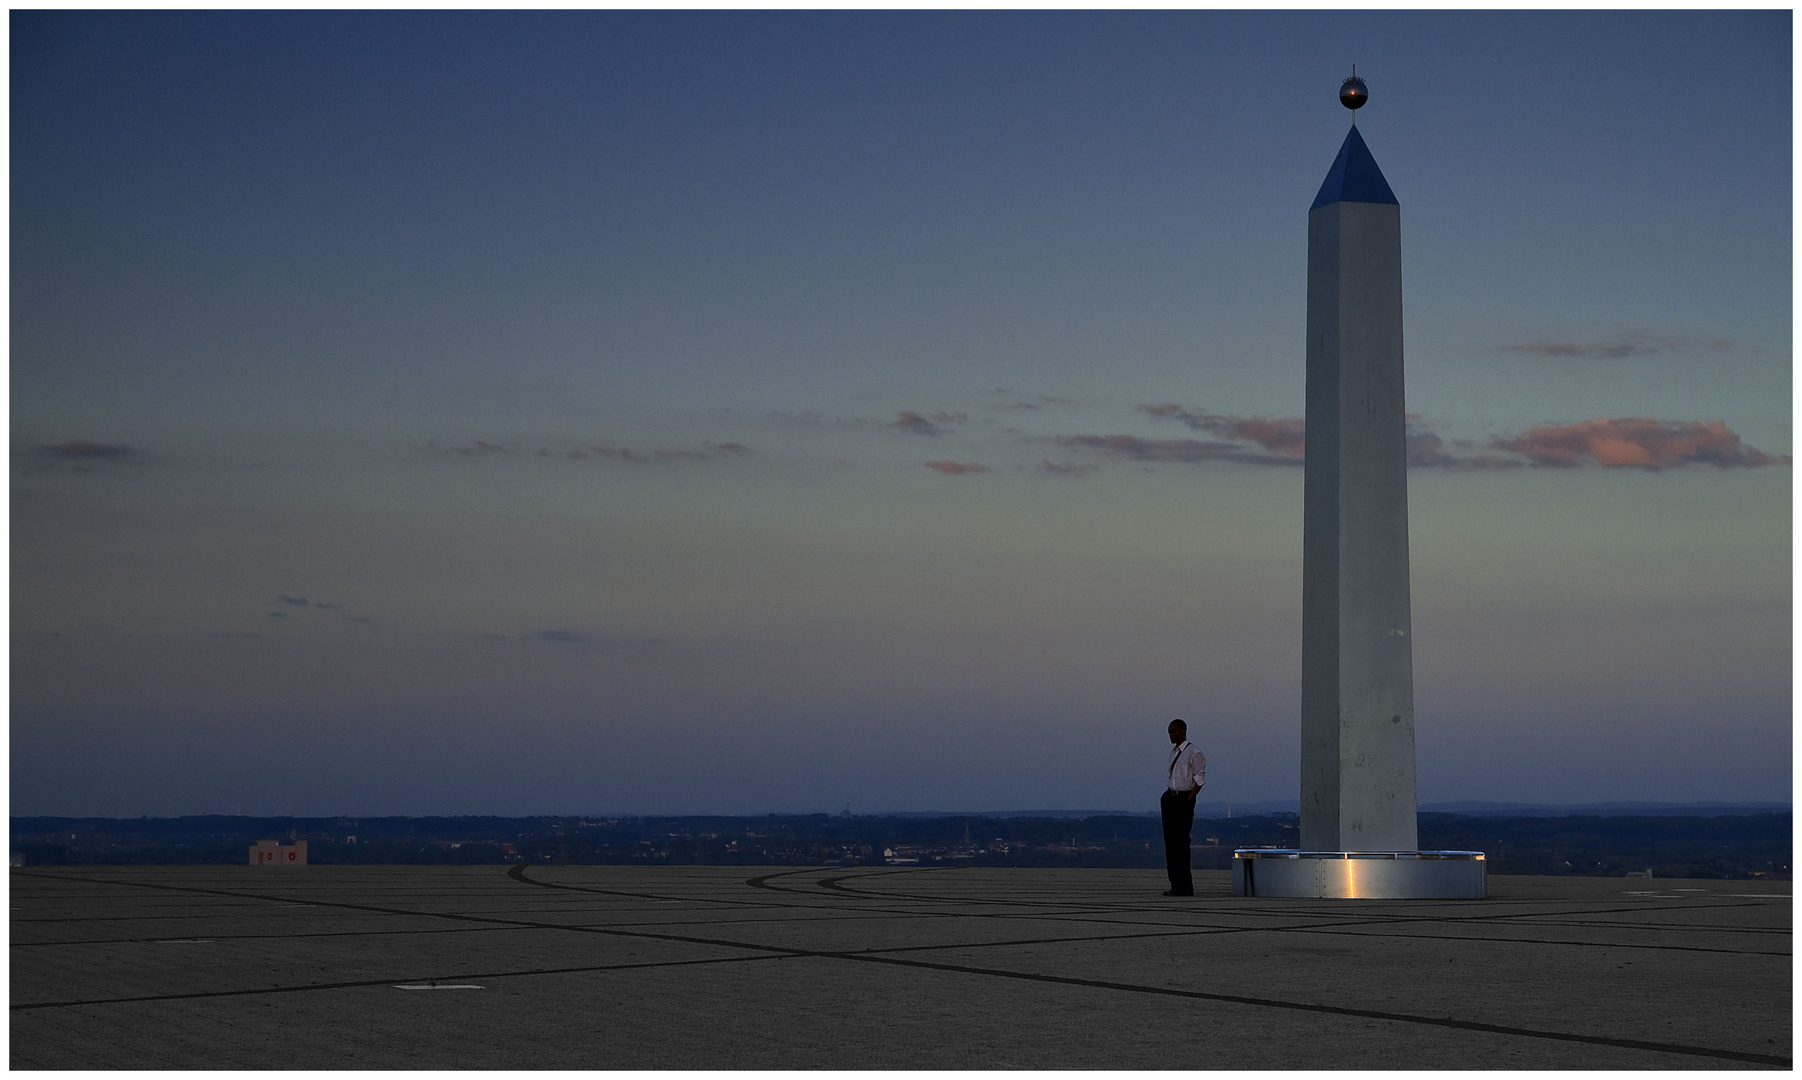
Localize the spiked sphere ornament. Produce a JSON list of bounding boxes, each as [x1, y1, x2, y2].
[[1339, 75, 1368, 111]]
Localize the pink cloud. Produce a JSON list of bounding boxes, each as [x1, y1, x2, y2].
[[1492, 418, 1787, 470], [1062, 409, 1784, 473], [925, 460, 989, 475]]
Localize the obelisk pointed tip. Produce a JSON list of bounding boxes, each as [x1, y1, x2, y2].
[[1310, 123, 1399, 211]]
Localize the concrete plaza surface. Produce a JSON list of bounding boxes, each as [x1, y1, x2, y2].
[[10, 864, 1791, 1069]]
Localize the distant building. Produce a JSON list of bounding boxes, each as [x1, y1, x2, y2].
[[249, 839, 308, 866]]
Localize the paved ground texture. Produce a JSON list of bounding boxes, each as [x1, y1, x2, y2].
[[10, 865, 1791, 1069]]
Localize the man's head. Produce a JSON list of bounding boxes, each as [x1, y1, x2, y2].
[[1168, 719, 1186, 745]]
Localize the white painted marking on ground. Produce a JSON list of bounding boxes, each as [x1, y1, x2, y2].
[[395, 984, 484, 991], [1628, 890, 1792, 900]]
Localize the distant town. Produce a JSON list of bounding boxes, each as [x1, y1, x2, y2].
[[10, 811, 1790, 879]]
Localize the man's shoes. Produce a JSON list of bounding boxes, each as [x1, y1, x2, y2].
[[1162, 889, 1193, 897]]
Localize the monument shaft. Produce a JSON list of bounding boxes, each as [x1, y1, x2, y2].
[[1301, 131, 1417, 853]]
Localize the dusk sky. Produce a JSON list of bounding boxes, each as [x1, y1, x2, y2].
[[11, 11, 1791, 817]]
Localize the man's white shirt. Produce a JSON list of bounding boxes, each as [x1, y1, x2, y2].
[[1168, 740, 1207, 793]]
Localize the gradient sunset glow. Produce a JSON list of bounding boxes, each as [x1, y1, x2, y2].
[[11, 11, 1789, 816]]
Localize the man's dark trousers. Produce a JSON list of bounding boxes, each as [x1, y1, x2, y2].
[[1160, 789, 1195, 895]]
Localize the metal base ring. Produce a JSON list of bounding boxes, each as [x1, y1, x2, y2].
[[1232, 850, 1486, 898]]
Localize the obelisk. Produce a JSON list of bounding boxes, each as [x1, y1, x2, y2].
[[1233, 75, 1484, 898], [1300, 78, 1418, 854]]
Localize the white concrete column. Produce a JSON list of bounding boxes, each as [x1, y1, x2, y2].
[[1300, 128, 1418, 853]]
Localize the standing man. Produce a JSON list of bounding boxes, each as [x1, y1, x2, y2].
[[1162, 719, 1206, 896]]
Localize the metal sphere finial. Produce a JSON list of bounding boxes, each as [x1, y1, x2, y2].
[[1339, 65, 1368, 111]]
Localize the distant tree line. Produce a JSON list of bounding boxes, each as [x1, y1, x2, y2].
[[9, 812, 1790, 880]]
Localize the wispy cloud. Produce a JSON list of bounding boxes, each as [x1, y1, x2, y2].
[[1139, 405, 1306, 459], [988, 389, 1073, 411], [1405, 426, 1452, 467], [262, 593, 365, 625], [1036, 459, 1093, 476], [1064, 406, 1781, 473], [464, 441, 751, 463], [41, 440, 135, 460], [18, 439, 142, 476], [1054, 433, 1299, 466], [479, 629, 669, 649], [765, 410, 851, 428], [587, 446, 710, 462], [1500, 331, 1740, 360], [1491, 418, 1787, 469], [762, 408, 981, 439], [1402, 425, 1523, 470], [888, 411, 967, 436], [925, 460, 990, 475], [273, 593, 349, 610], [889, 411, 940, 436]]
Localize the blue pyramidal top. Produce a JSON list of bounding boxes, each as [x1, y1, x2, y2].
[[1310, 125, 1398, 211]]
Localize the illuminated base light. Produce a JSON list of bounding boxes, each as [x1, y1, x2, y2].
[[1232, 850, 1486, 899]]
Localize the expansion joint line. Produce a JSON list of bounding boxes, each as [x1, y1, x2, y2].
[[507, 867, 1789, 1068], [744, 866, 1789, 957], [14, 867, 1787, 1067], [13, 953, 797, 1011], [837, 951, 1792, 1068]]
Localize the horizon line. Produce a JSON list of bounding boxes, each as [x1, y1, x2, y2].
[[10, 799, 1792, 822]]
